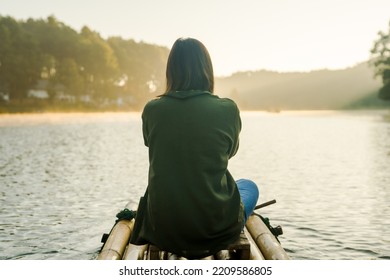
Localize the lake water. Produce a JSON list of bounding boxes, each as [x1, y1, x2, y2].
[[0, 111, 389, 260]]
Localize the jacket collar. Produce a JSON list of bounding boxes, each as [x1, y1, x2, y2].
[[162, 90, 212, 99]]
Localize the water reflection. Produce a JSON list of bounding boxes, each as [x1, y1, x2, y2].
[[230, 111, 390, 259], [0, 111, 389, 259], [0, 113, 148, 259]]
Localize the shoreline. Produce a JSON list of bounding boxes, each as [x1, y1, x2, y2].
[[1, 107, 389, 116], [0, 101, 142, 114], [1, 100, 389, 115]]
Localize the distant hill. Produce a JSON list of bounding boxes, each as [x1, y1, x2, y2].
[[215, 62, 388, 110]]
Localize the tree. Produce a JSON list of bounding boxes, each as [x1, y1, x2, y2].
[[0, 16, 41, 100], [78, 27, 119, 101], [0, 15, 169, 109], [56, 58, 84, 99], [23, 16, 86, 99], [371, 20, 390, 100], [107, 37, 169, 107]]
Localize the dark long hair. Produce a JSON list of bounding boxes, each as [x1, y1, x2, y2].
[[165, 38, 214, 93]]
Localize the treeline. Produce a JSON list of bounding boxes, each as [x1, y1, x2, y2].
[[370, 21, 390, 101], [215, 62, 388, 110], [0, 15, 169, 110]]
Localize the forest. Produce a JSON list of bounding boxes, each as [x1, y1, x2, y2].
[[0, 15, 169, 112]]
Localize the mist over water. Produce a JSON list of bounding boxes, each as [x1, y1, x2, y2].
[[0, 111, 389, 260]]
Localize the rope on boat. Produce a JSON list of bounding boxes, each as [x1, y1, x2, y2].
[[252, 213, 283, 243], [116, 208, 137, 222], [100, 208, 137, 246], [252, 199, 283, 243]]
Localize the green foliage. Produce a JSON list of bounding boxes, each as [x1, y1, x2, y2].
[[0, 15, 169, 109], [107, 37, 168, 105], [370, 20, 390, 100], [0, 16, 41, 100], [55, 58, 84, 98]]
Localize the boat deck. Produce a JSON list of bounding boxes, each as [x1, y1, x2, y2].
[[97, 213, 289, 260]]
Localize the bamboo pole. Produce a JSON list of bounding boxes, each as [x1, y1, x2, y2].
[[123, 244, 148, 260], [246, 215, 289, 260], [97, 219, 134, 260], [244, 227, 265, 260], [215, 250, 231, 260]]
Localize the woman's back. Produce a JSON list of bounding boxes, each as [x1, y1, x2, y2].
[[130, 38, 258, 259], [138, 90, 244, 258]]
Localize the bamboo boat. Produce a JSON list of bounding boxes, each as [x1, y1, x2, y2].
[[97, 200, 289, 260]]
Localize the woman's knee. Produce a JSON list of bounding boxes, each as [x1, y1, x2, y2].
[[236, 178, 259, 199]]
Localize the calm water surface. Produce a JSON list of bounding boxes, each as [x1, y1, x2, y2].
[[0, 111, 389, 260]]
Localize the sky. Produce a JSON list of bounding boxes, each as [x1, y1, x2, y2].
[[1, 0, 390, 76]]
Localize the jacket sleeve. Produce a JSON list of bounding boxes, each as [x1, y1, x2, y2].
[[228, 103, 242, 158], [141, 105, 149, 147]]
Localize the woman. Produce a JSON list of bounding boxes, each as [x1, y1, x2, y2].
[[130, 38, 259, 259]]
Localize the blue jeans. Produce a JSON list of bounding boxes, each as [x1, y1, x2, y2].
[[236, 179, 259, 224]]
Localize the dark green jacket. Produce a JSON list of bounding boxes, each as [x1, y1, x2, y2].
[[130, 90, 244, 258]]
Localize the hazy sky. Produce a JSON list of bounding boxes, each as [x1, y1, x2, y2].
[[1, 0, 390, 76]]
